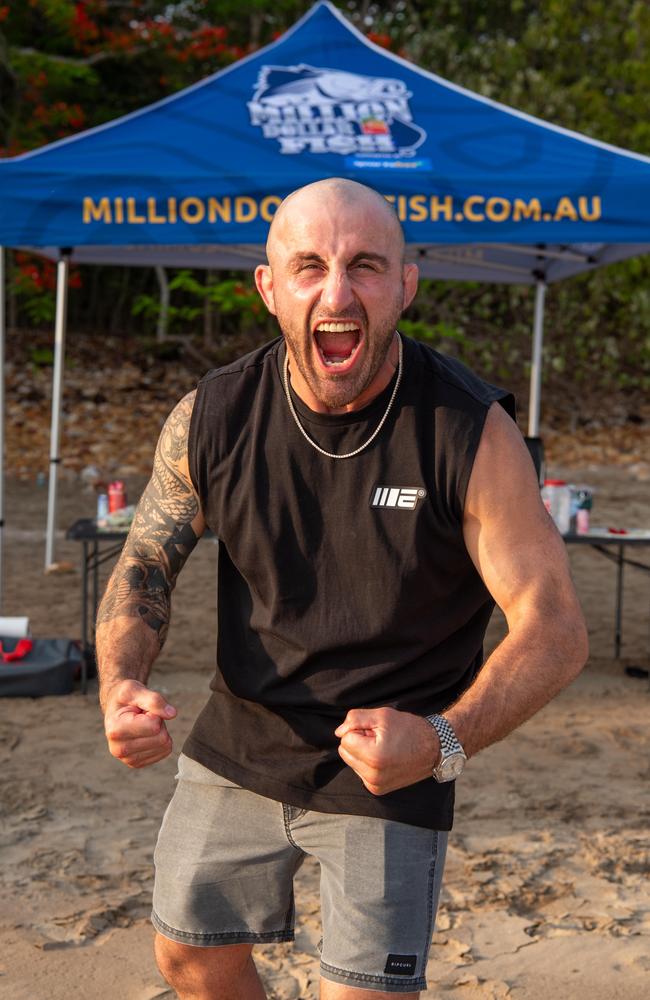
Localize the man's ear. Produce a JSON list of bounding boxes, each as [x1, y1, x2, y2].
[[402, 262, 419, 311], [255, 264, 277, 316]]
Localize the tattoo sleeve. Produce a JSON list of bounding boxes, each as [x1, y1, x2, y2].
[[96, 390, 203, 650]]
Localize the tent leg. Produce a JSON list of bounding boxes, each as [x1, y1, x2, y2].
[[0, 247, 5, 611], [155, 265, 169, 342], [528, 281, 547, 438], [45, 253, 70, 570]]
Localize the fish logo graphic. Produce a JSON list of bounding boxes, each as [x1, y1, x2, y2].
[[247, 63, 426, 158]]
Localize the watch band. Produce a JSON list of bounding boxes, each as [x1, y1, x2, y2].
[[425, 714, 467, 782], [425, 714, 463, 756]]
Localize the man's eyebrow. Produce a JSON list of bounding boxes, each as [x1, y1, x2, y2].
[[349, 251, 390, 268], [288, 251, 391, 268], [289, 252, 326, 266]]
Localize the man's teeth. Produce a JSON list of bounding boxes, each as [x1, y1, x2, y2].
[[315, 322, 359, 333], [314, 322, 360, 366]]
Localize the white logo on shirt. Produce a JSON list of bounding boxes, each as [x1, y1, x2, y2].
[[370, 486, 427, 510]]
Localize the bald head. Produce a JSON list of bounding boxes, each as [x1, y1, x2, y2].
[[266, 178, 404, 265]]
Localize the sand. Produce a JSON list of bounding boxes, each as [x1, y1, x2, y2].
[[0, 463, 649, 1000]]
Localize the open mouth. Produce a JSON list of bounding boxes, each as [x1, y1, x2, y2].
[[313, 321, 362, 368]]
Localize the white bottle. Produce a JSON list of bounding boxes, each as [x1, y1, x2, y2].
[[541, 479, 571, 534]]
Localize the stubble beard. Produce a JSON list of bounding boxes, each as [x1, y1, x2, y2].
[[279, 297, 404, 411]]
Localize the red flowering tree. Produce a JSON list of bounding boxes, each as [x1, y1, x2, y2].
[[0, 1, 260, 155], [1, 1, 649, 400], [0, 1, 282, 327]]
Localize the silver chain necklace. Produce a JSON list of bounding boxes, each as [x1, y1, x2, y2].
[[282, 334, 403, 460]]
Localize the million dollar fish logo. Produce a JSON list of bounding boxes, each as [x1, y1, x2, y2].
[[247, 63, 427, 157]]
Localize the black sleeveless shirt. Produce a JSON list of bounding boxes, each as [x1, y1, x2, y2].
[[184, 334, 515, 830]]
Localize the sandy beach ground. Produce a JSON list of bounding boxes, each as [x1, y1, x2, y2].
[[0, 462, 649, 1000]]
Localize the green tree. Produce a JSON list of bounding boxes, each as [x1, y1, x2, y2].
[[1, 1, 649, 403]]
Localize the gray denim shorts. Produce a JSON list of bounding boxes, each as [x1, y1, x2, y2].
[[152, 753, 448, 994]]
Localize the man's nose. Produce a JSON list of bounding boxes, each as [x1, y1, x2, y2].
[[320, 268, 354, 312]]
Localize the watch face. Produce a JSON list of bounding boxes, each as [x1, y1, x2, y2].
[[438, 752, 466, 781]]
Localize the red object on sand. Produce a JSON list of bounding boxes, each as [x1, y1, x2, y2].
[[0, 638, 34, 663]]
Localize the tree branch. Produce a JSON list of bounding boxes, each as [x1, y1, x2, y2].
[[12, 46, 147, 66]]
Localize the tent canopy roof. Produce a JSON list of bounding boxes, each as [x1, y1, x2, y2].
[[2, 1, 650, 283]]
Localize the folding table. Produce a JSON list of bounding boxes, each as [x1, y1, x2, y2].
[[563, 528, 650, 659], [66, 520, 650, 694]]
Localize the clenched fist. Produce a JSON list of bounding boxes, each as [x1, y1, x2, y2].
[[103, 679, 177, 769], [335, 706, 440, 795]]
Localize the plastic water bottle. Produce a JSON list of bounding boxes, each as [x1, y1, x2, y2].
[[96, 493, 109, 526], [541, 479, 571, 534]]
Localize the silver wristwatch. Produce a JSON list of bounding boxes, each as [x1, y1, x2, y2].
[[425, 714, 467, 782]]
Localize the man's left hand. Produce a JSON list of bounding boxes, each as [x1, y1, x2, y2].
[[335, 707, 440, 795]]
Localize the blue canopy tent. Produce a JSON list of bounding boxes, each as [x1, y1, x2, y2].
[[1, 0, 650, 575]]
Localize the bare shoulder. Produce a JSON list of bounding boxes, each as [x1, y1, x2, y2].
[[123, 386, 203, 543], [466, 401, 540, 515], [156, 389, 197, 477], [463, 401, 550, 540], [463, 402, 574, 614], [96, 390, 204, 639], [140, 388, 204, 534]]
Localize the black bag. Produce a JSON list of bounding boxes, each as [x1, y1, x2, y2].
[[0, 637, 82, 697]]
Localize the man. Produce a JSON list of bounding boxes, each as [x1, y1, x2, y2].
[[97, 178, 588, 1000]]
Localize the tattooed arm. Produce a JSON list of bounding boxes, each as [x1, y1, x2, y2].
[[96, 390, 205, 768]]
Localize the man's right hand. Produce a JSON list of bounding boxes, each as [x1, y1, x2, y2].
[[103, 679, 177, 769]]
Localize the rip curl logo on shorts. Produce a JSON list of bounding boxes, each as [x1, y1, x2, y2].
[[370, 486, 427, 510], [384, 953, 417, 976], [247, 64, 427, 158]]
